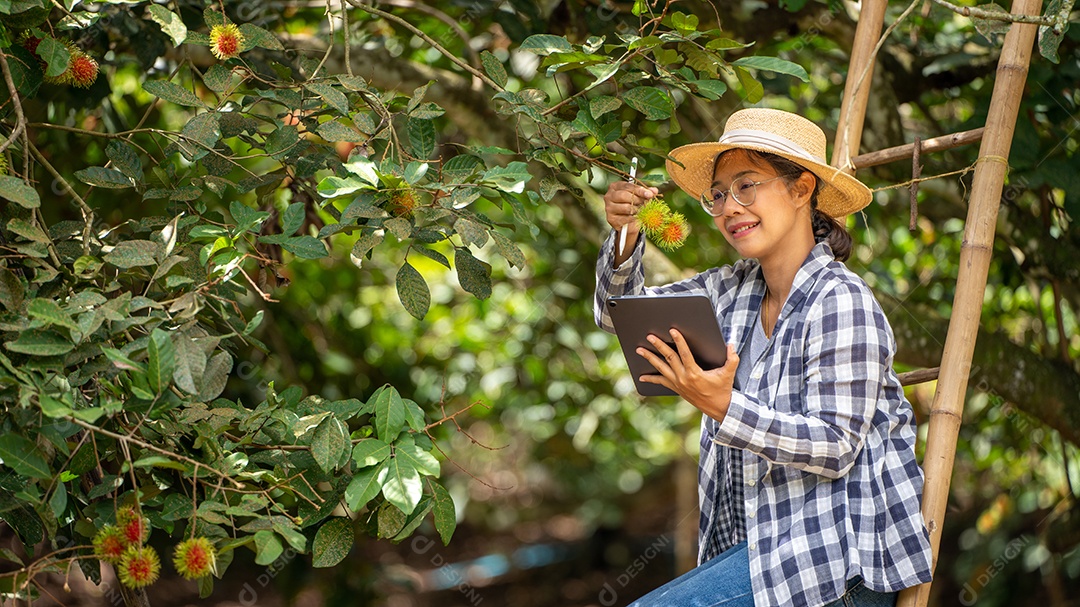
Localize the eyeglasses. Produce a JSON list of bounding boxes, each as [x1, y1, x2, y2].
[[699, 175, 790, 217]]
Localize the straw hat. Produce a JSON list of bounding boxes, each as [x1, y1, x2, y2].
[[665, 108, 872, 218]]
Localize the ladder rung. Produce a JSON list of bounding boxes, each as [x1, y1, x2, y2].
[[852, 128, 985, 169], [898, 366, 940, 386]]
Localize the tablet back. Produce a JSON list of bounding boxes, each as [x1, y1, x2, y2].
[[607, 293, 728, 397]]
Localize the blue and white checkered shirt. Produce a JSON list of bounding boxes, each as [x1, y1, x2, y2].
[[595, 232, 934, 607]]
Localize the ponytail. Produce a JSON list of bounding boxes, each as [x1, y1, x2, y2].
[[811, 207, 852, 262]]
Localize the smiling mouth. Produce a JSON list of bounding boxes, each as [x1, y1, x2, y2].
[[731, 222, 759, 235]]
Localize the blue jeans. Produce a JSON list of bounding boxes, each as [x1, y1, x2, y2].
[[629, 541, 898, 607]]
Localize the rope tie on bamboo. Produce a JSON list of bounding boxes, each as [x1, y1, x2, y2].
[[871, 154, 1012, 193]]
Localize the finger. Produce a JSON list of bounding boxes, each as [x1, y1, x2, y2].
[[647, 334, 684, 374], [636, 346, 674, 379], [669, 329, 699, 372], [723, 344, 739, 373], [639, 373, 674, 390]]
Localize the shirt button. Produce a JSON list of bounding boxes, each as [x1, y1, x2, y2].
[[747, 510, 755, 518], [749, 543, 756, 551], [747, 479, 755, 486]]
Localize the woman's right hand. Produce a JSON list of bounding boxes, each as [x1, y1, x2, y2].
[[604, 180, 658, 241]]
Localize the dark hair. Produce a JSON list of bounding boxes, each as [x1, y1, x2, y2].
[[714, 149, 852, 262]]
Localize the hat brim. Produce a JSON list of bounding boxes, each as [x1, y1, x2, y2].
[[665, 142, 873, 218]]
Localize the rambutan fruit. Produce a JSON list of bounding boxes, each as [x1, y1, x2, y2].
[[116, 506, 150, 546], [656, 212, 690, 251], [209, 23, 245, 60], [92, 525, 126, 565], [173, 537, 218, 580], [635, 198, 670, 239], [118, 545, 161, 588]]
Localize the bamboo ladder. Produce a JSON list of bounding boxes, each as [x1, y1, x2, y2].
[[829, 1, 1044, 606]]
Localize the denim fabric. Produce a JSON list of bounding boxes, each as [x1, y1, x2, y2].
[[825, 579, 898, 607], [629, 542, 754, 607]]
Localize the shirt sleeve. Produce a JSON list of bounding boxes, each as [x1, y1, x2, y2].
[[594, 229, 724, 333], [712, 281, 887, 479]]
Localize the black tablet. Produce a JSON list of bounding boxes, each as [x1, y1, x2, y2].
[[607, 293, 728, 397]]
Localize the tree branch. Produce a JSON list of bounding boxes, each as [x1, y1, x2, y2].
[[930, 0, 1059, 28]]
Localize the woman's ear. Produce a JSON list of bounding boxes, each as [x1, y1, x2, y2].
[[791, 172, 817, 209]]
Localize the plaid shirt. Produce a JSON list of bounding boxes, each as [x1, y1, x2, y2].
[[595, 232, 934, 607]]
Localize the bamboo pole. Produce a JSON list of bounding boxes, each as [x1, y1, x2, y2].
[[832, 0, 888, 172], [851, 128, 984, 169], [895, 1, 1042, 605]]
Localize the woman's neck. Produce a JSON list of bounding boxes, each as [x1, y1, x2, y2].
[[758, 226, 815, 304]]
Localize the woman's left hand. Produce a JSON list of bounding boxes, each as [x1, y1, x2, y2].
[[637, 329, 739, 422]]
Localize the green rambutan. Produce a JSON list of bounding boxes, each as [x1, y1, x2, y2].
[[118, 545, 161, 588], [173, 537, 218, 580], [92, 525, 126, 565], [635, 197, 670, 239]]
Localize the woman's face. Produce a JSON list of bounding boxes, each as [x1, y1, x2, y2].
[[710, 150, 812, 260]]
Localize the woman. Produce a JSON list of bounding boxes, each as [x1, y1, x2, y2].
[[594, 108, 934, 607]]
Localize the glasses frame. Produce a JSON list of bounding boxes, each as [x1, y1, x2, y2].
[[699, 174, 792, 217]]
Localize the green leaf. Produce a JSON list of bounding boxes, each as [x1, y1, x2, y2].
[[590, 95, 622, 119], [7, 218, 48, 243], [179, 112, 222, 161], [396, 441, 440, 477], [396, 261, 430, 320], [345, 463, 382, 510], [384, 217, 412, 241], [282, 202, 305, 236], [0, 176, 40, 208], [481, 162, 531, 193], [432, 484, 456, 545], [312, 518, 353, 568], [28, 298, 79, 333], [272, 519, 308, 552], [203, 64, 231, 93], [36, 36, 70, 78], [412, 246, 450, 269], [39, 394, 71, 418], [443, 155, 483, 183], [316, 119, 365, 143], [172, 333, 206, 395], [5, 329, 72, 356], [106, 141, 143, 182], [147, 329, 176, 395], [239, 23, 284, 51], [407, 117, 436, 159], [280, 236, 327, 259], [143, 79, 205, 107], [104, 240, 158, 268], [671, 11, 699, 33], [0, 434, 51, 479], [253, 530, 283, 566], [519, 34, 573, 55], [146, 5, 187, 46], [352, 438, 391, 468], [373, 386, 406, 442], [623, 86, 675, 120], [455, 248, 492, 299], [305, 82, 349, 116], [734, 66, 763, 103], [391, 498, 433, 542], [1038, 0, 1068, 63], [693, 79, 728, 100], [199, 352, 232, 401], [480, 50, 508, 88], [49, 482, 67, 518], [454, 218, 488, 248], [343, 157, 381, 186], [732, 56, 809, 82], [492, 231, 526, 269], [230, 201, 271, 234], [244, 310, 264, 335], [265, 125, 300, 160], [0, 267, 25, 312], [311, 417, 347, 473], [73, 167, 133, 189], [379, 456, 422, 515]]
